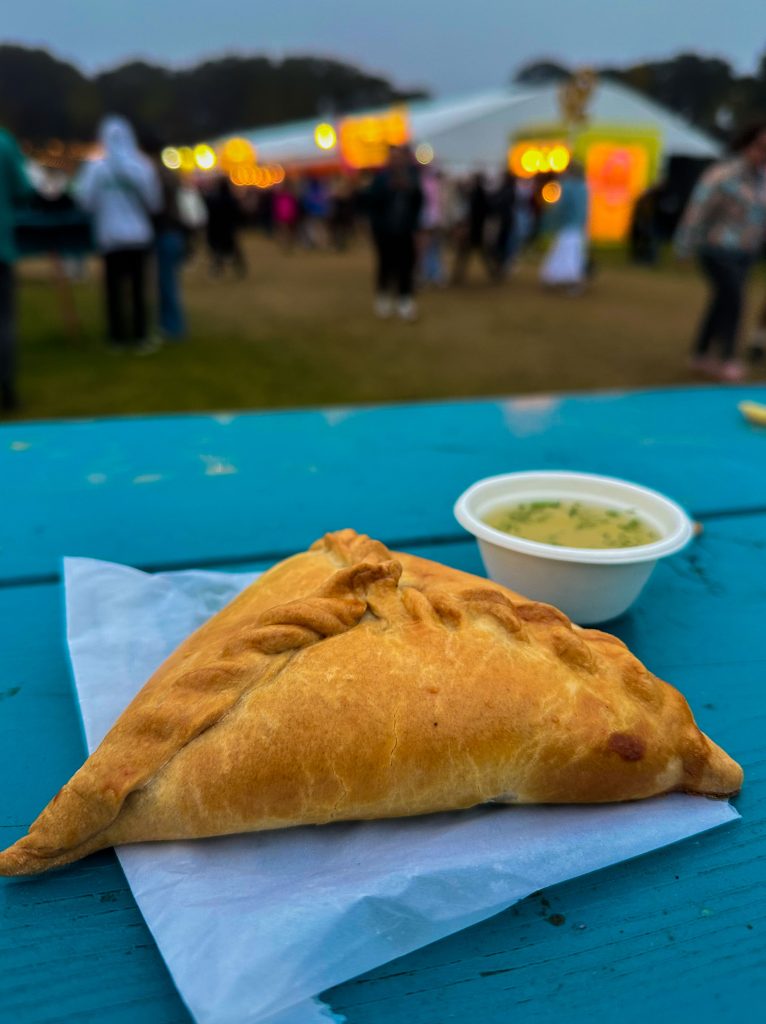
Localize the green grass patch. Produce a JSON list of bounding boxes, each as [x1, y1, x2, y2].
[[9, 237, 766, 421]]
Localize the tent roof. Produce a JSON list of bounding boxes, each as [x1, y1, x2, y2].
[[219, 81, 721, 171]]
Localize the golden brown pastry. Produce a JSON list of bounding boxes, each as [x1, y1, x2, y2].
[[0, 529, 742, 876]]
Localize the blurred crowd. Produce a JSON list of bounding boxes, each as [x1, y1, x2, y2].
[[1, 113, 766, 412]]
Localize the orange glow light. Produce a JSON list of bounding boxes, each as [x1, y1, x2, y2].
[[339, 107, 410, 169], [541, 181, 562, 204], [228, 161, 285, 189], [221, 137, 256, 168]]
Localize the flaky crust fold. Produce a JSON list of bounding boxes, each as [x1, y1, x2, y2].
[[0, 530, 743, 875]]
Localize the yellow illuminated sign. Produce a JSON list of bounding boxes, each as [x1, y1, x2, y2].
[[510, 123, 661, 241], [339, 108, 410, 169], [586, 143, 649, 242]]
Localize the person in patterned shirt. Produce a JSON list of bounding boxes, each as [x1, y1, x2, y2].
[[675, 122, 766, 382]]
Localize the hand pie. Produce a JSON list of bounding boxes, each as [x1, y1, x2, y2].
[[0, 529, 742, 876]]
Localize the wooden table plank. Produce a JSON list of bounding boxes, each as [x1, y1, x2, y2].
[[3, 385, 766, 584], [1, 516, 763, 1023]]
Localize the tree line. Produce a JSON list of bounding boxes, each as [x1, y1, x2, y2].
[[0, 45, 427, 145], [1, 43, 765, 146]]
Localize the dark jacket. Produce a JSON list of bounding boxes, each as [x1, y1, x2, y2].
[[467, 181, 489, 245], [0, 128, 32, 263], [365, 166, 423, 236]]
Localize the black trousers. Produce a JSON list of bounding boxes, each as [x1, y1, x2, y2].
[[451, 234, 493, 285], [695, 248, 753, 359], [209, 237, 247, 277], [104, 248, 150, 344], [374, 231, 416, 298], [0, 261, 16, 409]]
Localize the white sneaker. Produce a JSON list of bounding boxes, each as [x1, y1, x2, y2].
[[135, 336, 163, 356], [397, 297, 418, 322], [716, 360, 746, 383], [374, 294, 393, 319]]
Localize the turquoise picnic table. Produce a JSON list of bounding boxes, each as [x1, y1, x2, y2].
[[1, 384, 765, 1024]]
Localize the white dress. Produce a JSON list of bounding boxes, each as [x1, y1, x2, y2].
[[540, 226, 587, 286]]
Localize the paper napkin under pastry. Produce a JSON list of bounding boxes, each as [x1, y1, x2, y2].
[[63, 557, 739, 1024]]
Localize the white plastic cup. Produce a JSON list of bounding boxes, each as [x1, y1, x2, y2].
[[453, 470, 695, 624]]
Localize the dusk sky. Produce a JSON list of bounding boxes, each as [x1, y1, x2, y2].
[[4, 0, 764, 94]]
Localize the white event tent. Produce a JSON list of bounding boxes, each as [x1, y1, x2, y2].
[[220, 80, 721, 175]]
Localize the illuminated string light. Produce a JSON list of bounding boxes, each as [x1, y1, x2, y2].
[[178, 146, 195, 172], [161, 147, 181, 170], [511, 141, 572, 178], [314, 123, 337, 150], [520, 149, 541, 174], [542, 181, 562, 204], [222, 137, 256, 166], [193, 144, 217, 170], [415, 142, 434, 165], [549, 145, 571, 172], [227, 162, 286, 188], [339, 107, 410, 168]]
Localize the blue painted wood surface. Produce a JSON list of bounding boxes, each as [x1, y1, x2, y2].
[[1, 386, 765, 1024], [3, 384, 766, 584]]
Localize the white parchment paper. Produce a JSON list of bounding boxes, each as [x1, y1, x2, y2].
[[63, 557, 739, 1024]]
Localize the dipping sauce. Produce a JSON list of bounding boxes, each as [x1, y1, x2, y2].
[[484, 500, 661, 549]]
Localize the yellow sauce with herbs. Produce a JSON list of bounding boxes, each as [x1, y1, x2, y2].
[[485, 499, 661, 549]]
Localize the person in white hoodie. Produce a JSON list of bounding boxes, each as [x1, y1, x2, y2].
[[75, 116, 161, 350]]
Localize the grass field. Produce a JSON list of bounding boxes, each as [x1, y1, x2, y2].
[[9, 235, 766, 421]]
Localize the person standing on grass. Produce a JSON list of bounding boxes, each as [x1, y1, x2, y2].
[[328, 177, 356, 252], [539, 163, 590, 295], [419, 166, 448, 287], [147, 142, 202, 342], [488, 169, 518, 280], [364, 146, 423, 321], [205, 177, 247, 277], [451, 172, 492, 285], [300, 176, 329, 249], [75, 116, 161, 352], [273, 180, 301, 252], [0, 124, 31, 412], [674, 122, 766, 383]]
